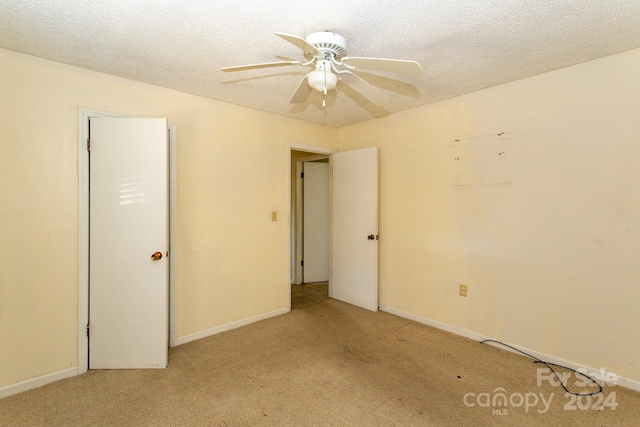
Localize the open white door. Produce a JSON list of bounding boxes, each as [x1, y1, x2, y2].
[[331, 147, 379, 311], [303, 161, 330, 282], [89, 117, 168, 369]]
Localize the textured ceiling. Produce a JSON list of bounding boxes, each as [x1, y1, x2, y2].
[[2, 1, 640, 127]]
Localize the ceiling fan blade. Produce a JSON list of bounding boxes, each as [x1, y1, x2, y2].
[[290, 76, 312, 104], [221, 61, 301, 72], [339, 72, 391, 105], [275, 33, 321, 57], [341, 57, 423, 76]]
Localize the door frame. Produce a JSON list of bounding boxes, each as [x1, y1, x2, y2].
[[77, 108, 178, 374], [288, 143, 334, 307]]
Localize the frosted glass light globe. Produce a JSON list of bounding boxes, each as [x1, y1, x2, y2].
[[307, 69, 338, 92]]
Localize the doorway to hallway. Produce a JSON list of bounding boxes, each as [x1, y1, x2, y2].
[[290, 149, 331, 308], [291, 282, 329, 309], [288, 143, 379, 313]]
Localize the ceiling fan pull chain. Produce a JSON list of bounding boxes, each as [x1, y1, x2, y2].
[[323, 67, 328, 107]]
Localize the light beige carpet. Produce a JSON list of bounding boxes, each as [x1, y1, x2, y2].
[[1, 299, 638, 426]]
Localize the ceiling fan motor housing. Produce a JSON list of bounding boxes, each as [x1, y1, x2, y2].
[[304, 32, 347, 59]]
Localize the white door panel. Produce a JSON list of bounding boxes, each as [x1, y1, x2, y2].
[[331, 147, 379, 311], [89, 117, 168, 369], [303, 162, 330, 282]]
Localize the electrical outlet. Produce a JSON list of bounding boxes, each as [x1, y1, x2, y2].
[[459, 284, 467, 297]]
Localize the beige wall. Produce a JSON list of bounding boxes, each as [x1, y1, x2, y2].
[[3, 44, 640, 391], [339, 48, 640, 383], [0, 48, 337, 388]]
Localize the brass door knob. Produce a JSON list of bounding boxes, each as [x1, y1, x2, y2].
[[151, 252, 163, 261]]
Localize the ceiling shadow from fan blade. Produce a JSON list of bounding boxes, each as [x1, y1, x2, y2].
[[354, 71, 421, 99], [339, 73, 391, 105], [337, 81, 390, 119], [275, 55, 302, 62], [290, 77, 311, 103], [289, 90, 337, 114]]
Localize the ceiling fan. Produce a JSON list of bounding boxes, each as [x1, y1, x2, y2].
[[222, 32, 423, 107]]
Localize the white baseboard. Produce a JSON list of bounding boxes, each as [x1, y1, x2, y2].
[[6, 306, 637, 399], [1, 308, 289, 398], [0, 367, 78, 399], [175, 307, 290, 346], [379, 305, 640, 392]]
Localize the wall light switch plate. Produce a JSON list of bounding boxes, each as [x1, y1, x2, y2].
[[271, 211, 278, 222]]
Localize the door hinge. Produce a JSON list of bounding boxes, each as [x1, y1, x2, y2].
[[87, 138, 90, 151], [86, 323, 91, 337], [300, 172, 304, 178], [301, 260, 304, 266]]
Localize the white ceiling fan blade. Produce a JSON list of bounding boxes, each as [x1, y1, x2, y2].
[[289, 76, 312, 104], [221, 61, 301, 72], [341, 57, 423, 76], [339, 72, 391, 105], [275, 33, 321, 57]]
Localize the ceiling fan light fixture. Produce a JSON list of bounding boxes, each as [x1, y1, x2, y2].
[[307, 69, 337, 92], [222, 31, 422, 108]]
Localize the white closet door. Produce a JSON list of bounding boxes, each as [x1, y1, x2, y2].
[[89, 117, 168, 369]]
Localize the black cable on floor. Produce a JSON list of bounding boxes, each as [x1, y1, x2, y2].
[[480, 339, 602, 396]]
